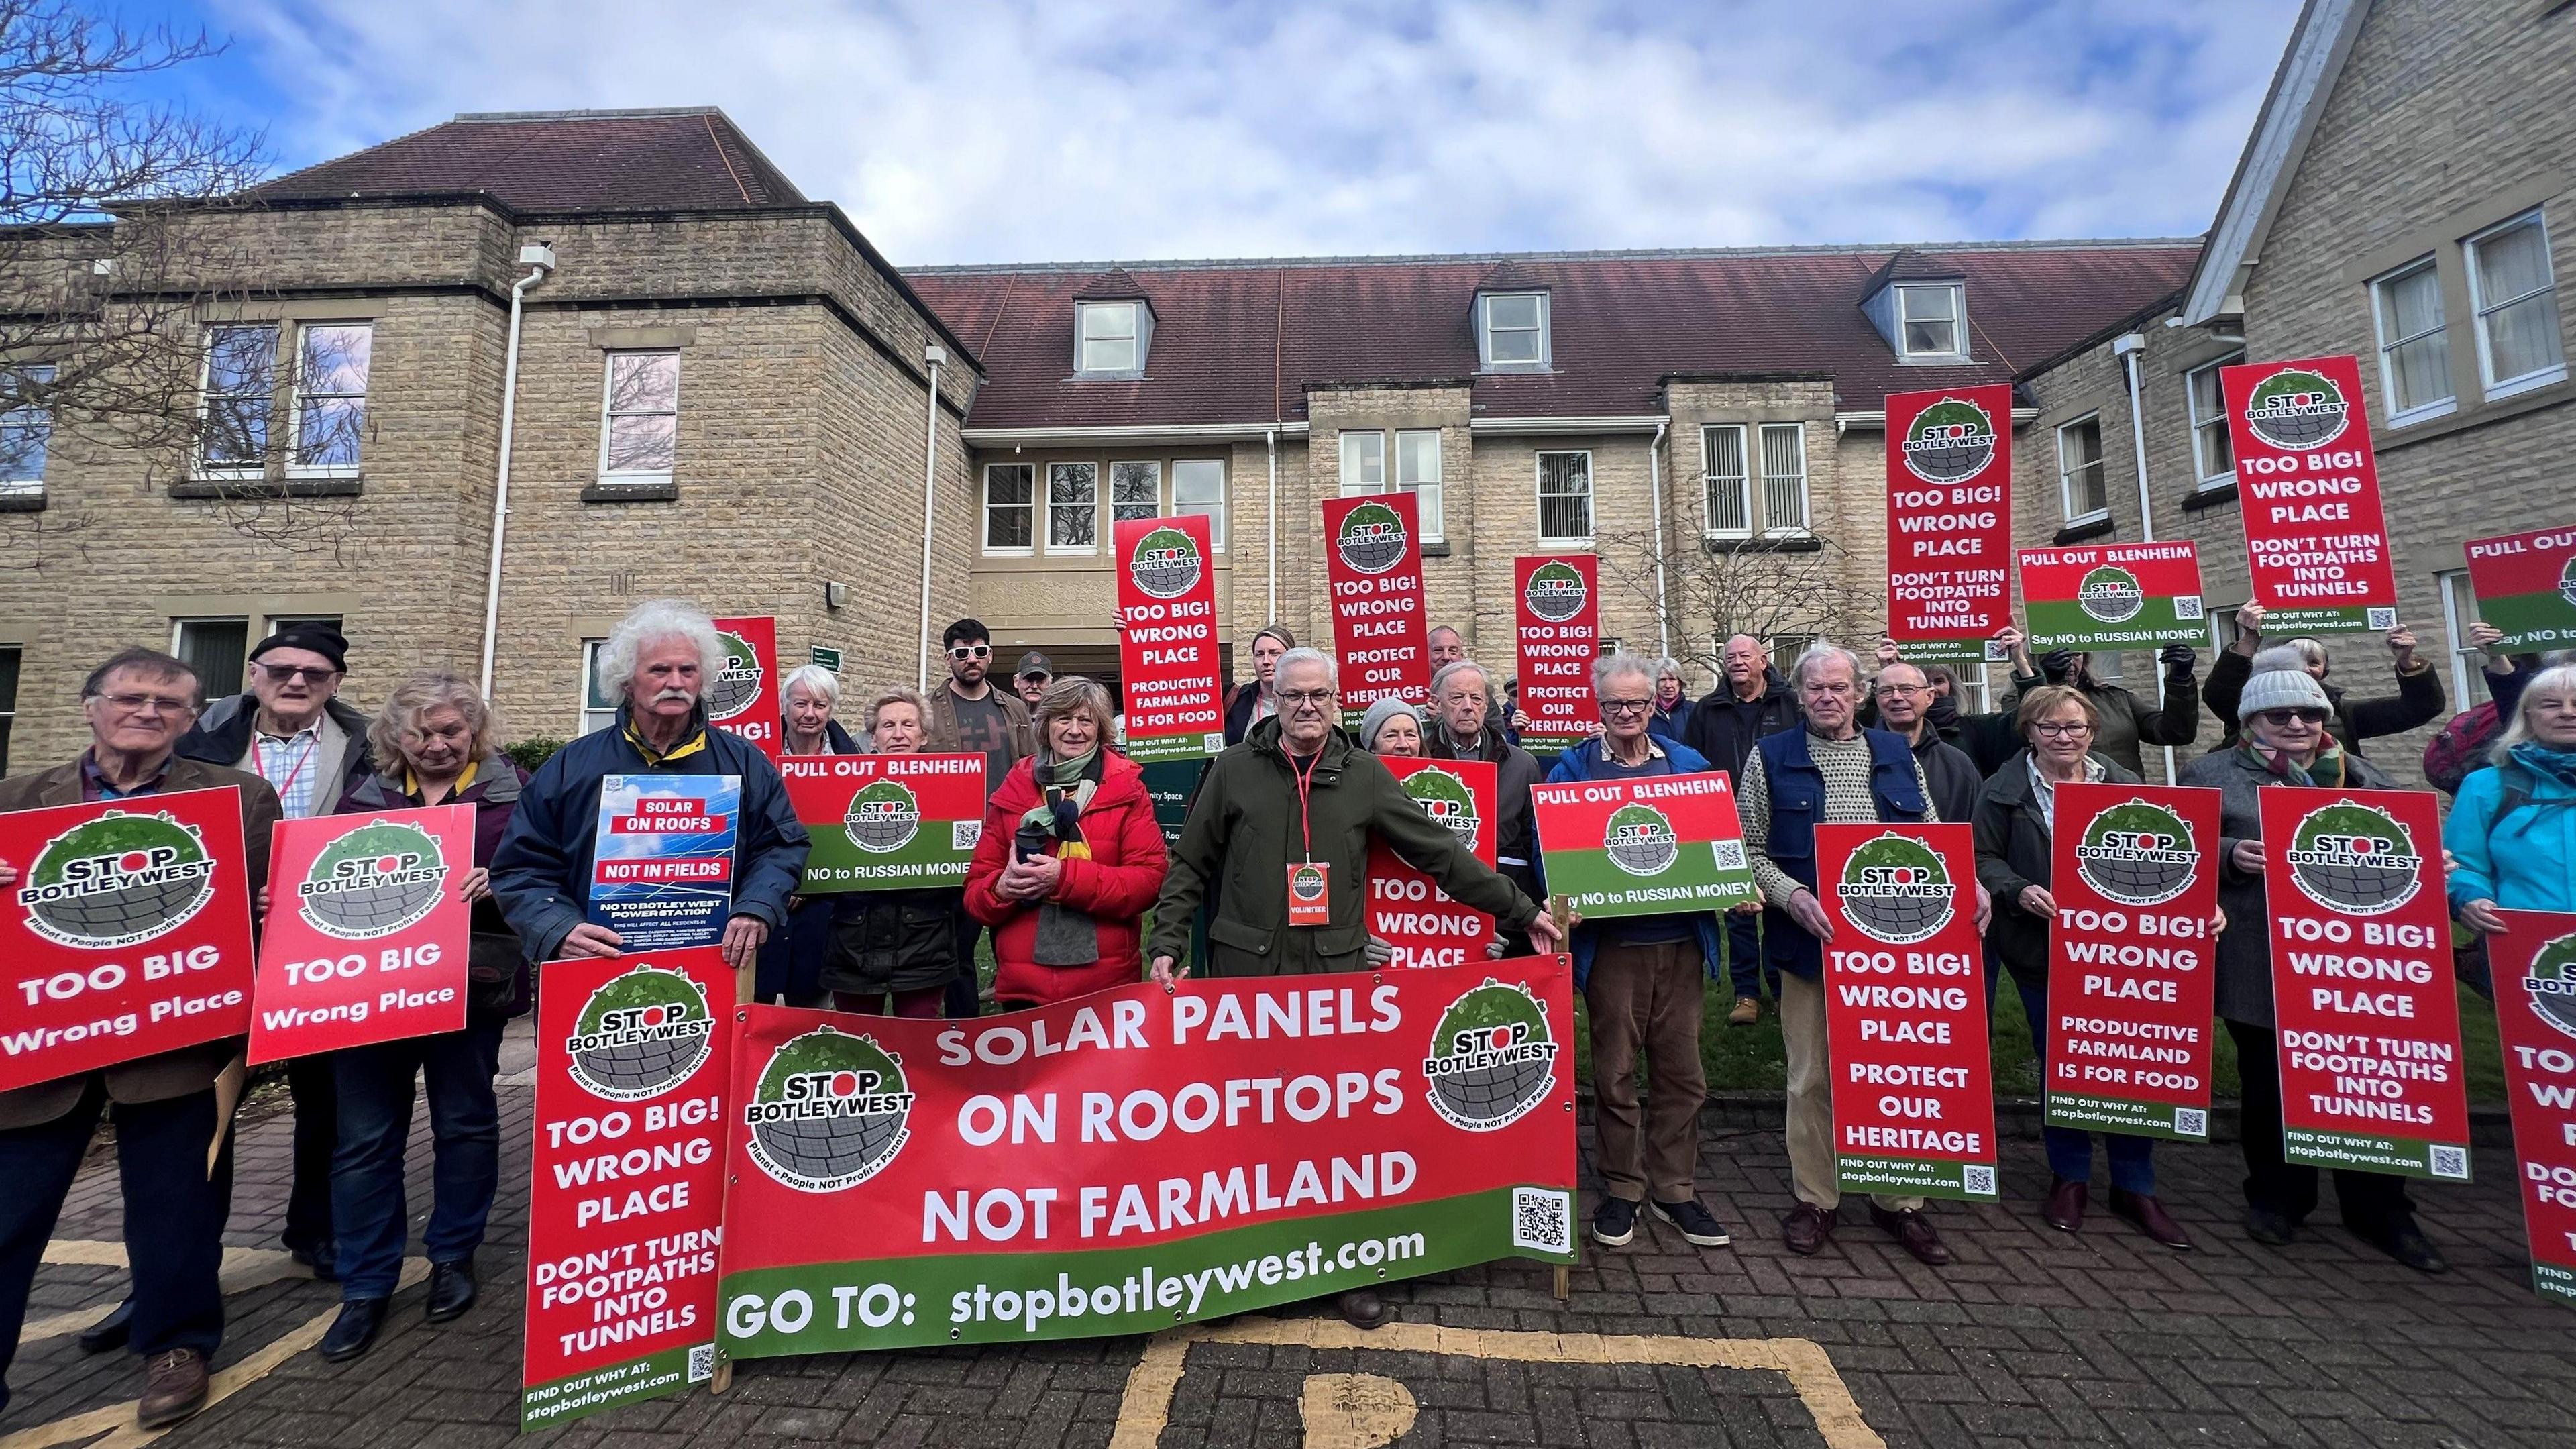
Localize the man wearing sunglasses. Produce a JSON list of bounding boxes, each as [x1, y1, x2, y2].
[[924, 619, 1034, 1015]]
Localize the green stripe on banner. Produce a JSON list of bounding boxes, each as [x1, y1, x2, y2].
[[802, 827, 972, 888], [2482, 590, 2576, 652], [2537, 1263, 2576, 1307], [520, 1344, 708, 1432], [718, 1185, 1574, 1357], [1126, 731, 1220, 763], [1835, 1154, 1999, 1202], [2282, 1128, 2471, 1181], [2043, 1091, 2206, 1142]]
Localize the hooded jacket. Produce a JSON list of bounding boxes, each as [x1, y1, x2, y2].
[[338, 752, 531, 1019], [965, 749, 1168, 1006], [178, 692, 377, 814]]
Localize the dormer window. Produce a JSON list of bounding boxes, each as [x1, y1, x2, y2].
[[1896, 283, 1966, 359], [1477, 291, 1550, 371], [1076, 299, 1150, 377]]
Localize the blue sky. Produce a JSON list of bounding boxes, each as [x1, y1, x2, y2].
[[113, 0, 2302, 266]]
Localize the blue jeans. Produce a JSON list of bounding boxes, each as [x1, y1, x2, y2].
[[330, 1021, 506, 1299], [1723, 911, 1779, 1001], [2018, 982, 2155, 1194]]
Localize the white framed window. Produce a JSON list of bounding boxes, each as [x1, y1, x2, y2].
[[600, 350, 680, 480], [197, 324, 278, 474], [2186, 352, 2240, 488], [1758, 423, 1809, 534], [2057, 414, 2108, 523], [982, 462, 1034, 553], [1896, 284, 1965, 358], [1110, 460, 1161, 524], [0, 364, 55, 497], [2436, 569, 2489, 705], [1338, 429, 1385, 494], [1702, 424, 1749, 537], [1536, 449, 1592, 545], [0, 643, 17, 775], [1046, 461, 1097, 553], [1173, 458, 1226, 550], [2369, 257, 2454, 425], [580, 639, 619, 735], [1076, 301, 1144, 375], [1396, 429, 1444, 541], [290, 322, 371, 473], [2466, 209, 2565, 400], [1479, 292, 1549, 370]]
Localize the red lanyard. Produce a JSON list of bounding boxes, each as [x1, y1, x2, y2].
[[258, 732, 315, 802], [1283, 743, 1319, 863]]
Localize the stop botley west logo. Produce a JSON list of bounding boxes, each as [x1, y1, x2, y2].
[[2074, 800, 2198, 908], [297, 818, 448, 940], [2076, 565, 2147, 624], [845, 780, 922, 853], [1523, 561, 1587, 623], [706, 629, 766, 722], [1422, 980, 1558, 1132], [565, 964, 716, 1102], [2520, 933, 2576, 1042], [1403, 767, 1480, 848], [1335, 500, 1410, 574], [1900, 396, 1998, 484], [2242, 367, 2350, 450], [2283, 802, 2421, 916], [1128, 525, 1204, 600], [1603, 803, 1678, 877], [1835, 833, 1955, 945], [744, 1026, 916, 1191], [17, 810, 217, 949]]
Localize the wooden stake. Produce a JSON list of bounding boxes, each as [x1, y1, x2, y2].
[[709, 957, 757, 1395], [1551, 893, 1574, 1304]]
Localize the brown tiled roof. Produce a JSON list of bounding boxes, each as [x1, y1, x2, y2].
[[252, 108, 805, 212], [903, 241, 2200, 429]]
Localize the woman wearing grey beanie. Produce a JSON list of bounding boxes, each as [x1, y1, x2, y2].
[[1358, 696, 1426, 756]]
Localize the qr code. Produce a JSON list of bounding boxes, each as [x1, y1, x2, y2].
[[2176, 594, 2204, 621], [686, 1343, 716, 1383], [2430, 1144, 2470, 1181], [1512, 1187, 1572, 1254], [1962, 1164, 1997, 1197], [2174, 1107, 2208, 1138], [2366, 606, 2398, 631], [1203, 731, 1226, 753], [952, 820, 981, 849], [1710, 841, 1746, 869]]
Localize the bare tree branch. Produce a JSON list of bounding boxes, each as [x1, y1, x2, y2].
[[1592, 521, 1879, 677]]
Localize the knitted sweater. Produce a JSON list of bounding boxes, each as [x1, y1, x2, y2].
[[1739, 728, 1939, 906]]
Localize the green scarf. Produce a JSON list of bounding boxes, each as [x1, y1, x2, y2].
[[2240, 734, 2347, 788], [1019, 745, 1104, 966]]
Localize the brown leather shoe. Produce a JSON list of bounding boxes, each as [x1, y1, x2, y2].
[[1869, 1204, 1953, 1266], [2043, 1177, 2087, 1233], [138, 1347, 209, 1430], [1728, 996, 1760, 1026], [2109, 1188, 2194, 1250], [1782, 1202, 1835, 1256]]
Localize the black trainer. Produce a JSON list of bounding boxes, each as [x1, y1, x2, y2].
[[1592, 1197, 1638, 1247], [1652, 1197, 1732, 1248]]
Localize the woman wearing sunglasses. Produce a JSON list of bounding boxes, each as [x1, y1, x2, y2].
[[2179, 664, 2435, 1271]]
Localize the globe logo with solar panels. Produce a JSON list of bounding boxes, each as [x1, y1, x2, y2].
[[17, 810, 217, 949], [1900, 397, 1998, 484], [705, 630, 765, 722], [845, 780, 922, 854], [2559, 555, 2576, 609], [745, 1026, 916, 1192], [297, 819, 447, 941], [1836, 833, 1955, 944], [1523, 561, 1587, 623], [2521, 934, 2576, 1042], [1424, 980, 1558, 1132], [1603, 803, 1679, 877], [2243, 368, 2349, 449], [1404, 767, 1480, 848], [2074, 800, 2198, 907], [2284, 802, 2420, 915], [1336, 500, 1409, 574], [1129, 525, 1204, 599], [2076, 566, 2148, 624], [566, 965, 715, 1102]]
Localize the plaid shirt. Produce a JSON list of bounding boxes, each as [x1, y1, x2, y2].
[[250, 727, 324, 818]]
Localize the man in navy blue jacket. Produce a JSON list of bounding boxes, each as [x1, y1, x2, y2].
[[492, 601, 808, 972]]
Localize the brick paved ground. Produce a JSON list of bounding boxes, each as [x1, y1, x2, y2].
[[8, 1071, 2572, 1448]]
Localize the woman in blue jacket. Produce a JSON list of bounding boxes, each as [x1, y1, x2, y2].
[[2450, 664, 2576, 929]]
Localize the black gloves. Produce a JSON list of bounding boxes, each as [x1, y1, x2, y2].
[[2039, 649, 2078, 684], [2159, 643, 2196, 676]]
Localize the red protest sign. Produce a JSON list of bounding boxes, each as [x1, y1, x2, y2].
[[1527, 771, 1756, 918], [2491, 910, 2576, 1306], [2257, 787, 2470, 1180], [1814, 822, 1998, 1201], [1114, 513, 1226, 763], [2464, 523, 2576, 652], [1885, 384, 2014, 664], [0, 787, 255, 1094], [1322, 492, 1431, 724], [709, 616, 783, 761], [785, 753, 986, 892], [248, 804, 474, 1064], [2018, 540, 2207, 651], [2041, 783, 2223, 1140], [522, 946, 733, 1431], [1366, 757, 1498, 969], [2221, 354, 2400, 635], [1514, 555, 1599, 751]]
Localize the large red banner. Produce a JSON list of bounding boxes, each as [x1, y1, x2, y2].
[[2041, 783, 2223, 1141], [2257, 787, 2469, 1179], [522, 947, 734, 1430], [0, 787, 256, 1093], [1514, 555, 1599, 751], [714, 959, 1578, 1356], [1114, 513, 1226, 763], [249, 804, 474, 1064], [1322, 491, 1431, 725], [1885, 384, 2014, 664], [1814, 822, 1998, 1201], [2485, 910, 2576, 1306], [1366, 757, 1498, 969], [709, 616, 783, 762], [2220, 354, 2400, 635]]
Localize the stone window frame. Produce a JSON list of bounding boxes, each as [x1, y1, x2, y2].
[[2183, 350, 2241, 491], [2433, 568, 2490, 706], [578, 637, 620, 735], [982, 462, 1036, 555], [596, 350, 682, 490], [1894, 282, 1968, 362], [2463, 208, 2566, 402], [0, 639, 18, 775], [1476, 292, 1551, 373], [1535, 448, 1593, 546], [1701, 423, 1751, 539], [1337, 429, 1386, 494], [1045, 460, 1099, 555], [0, 364, 55, 512], [2367, 254, 2457, 427], [1756, 422, 1811, 537], [2055, 412, 2109, 525]]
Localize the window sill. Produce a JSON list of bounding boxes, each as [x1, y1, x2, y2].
[[0, 487, 44, 513], [2378, 376, 2572, 449], [2484, 364, 2568, 403], [2180, 481, 2239, 513], [2384, 400, 2459, 431], [1421, 541, 1452, 558], [1896, 354, 1974, 366], [2053, 516, 2115, 545], [1537, 539, 1593, 551], [582, 479, 678, 504], [171, 475, 363, 500], [1705, 534, 1822, 555]]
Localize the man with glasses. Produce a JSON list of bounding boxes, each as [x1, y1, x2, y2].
[[1870, 660, 1982, 824], [1542, 653, 1736, 1254], [0, 648, 282, 1431], [1424, 658, 1545, 947], [177, 622, 372, 1287], [924, 619, 1032, 1015]]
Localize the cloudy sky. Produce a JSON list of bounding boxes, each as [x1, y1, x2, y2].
[[130, 0, 2301, 266]]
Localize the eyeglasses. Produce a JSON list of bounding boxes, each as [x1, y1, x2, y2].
[[1278, 689, 1334, 706], [95, 692, 195, 716], [254, 663, 339, 686], [947, 645, 991, 661], [2030, 720, 2094, 737], [1875, 684, 1927, 698], [2257, 707, 2330, 726], [1599, 698, 1652, 716]]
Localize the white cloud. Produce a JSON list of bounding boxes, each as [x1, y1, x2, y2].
[[215, 0, 2298, 265]]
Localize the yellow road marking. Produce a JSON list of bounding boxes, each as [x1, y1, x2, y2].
[[1298, 1372, 1416, 1448], [21, 1247, 307, 1346]]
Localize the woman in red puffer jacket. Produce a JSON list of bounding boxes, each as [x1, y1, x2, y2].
[[964, 676, 1169, 1010]]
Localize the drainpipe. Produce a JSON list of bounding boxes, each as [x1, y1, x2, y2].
[[477, 244, 554, 698], [2112, 331, 2174, 784], [1646, 419, 1671, 660], [916, 345, 947, 692], [1265, 428, 1279, 624]]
